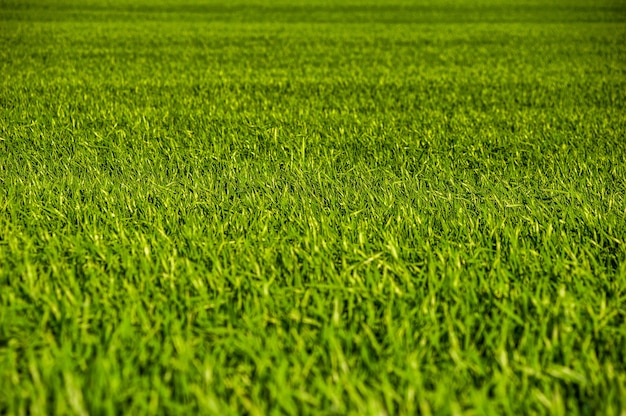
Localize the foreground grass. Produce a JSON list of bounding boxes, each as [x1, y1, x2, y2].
[[1, 0, 626, 414]]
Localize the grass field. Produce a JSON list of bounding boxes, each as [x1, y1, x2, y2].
[[1, 0, 626, 414]]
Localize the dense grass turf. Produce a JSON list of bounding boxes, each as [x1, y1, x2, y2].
[[1, 0, 626, 414]]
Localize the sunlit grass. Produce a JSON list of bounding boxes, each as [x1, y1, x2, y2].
[[1, 0, 625, 414]]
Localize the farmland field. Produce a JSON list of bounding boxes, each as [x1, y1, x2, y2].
[[1, 0, 626, 414]]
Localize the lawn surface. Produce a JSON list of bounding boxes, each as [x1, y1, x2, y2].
[[1, 0, 626, 414]]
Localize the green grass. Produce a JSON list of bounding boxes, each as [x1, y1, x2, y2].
[[1, 0, 626, 414]]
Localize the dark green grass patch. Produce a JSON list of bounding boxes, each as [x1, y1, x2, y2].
[[1, 0, 626, 414]]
